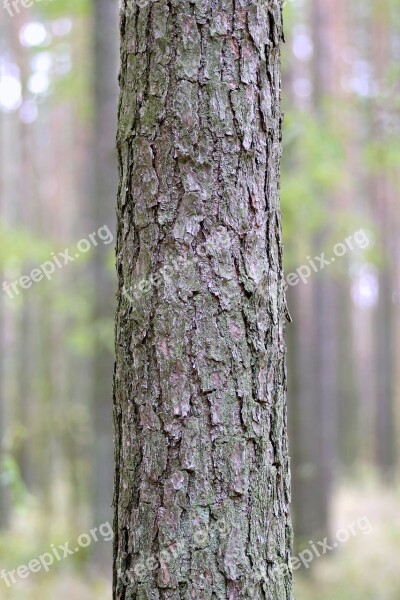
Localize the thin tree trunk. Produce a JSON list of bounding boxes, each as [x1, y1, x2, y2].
[[289, 0, 339, 550], [91, 0, 119, 565], [114, 1, 293, 598], [371, 12, 396, 481], [289, 280, 320, 549], [0, 297, 10, 529], [337, 280, 359, 471]]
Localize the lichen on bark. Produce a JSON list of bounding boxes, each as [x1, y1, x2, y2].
[[114, 0, 293, 598]]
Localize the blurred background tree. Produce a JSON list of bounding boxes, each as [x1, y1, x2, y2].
[[0, 0, 399, 598]]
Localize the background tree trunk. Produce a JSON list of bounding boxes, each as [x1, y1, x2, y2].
[[113, 1, 293, 598], [91, 0, 119, 566], [370, 12, 396, 482]]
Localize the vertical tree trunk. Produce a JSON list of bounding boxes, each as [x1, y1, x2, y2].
[[91, 0, 119, 564], [114, 1, 293, 598], [0, 297, 10, 530], [288, 281, 321, 549], [370, 12, 396, 481], [0, 96, 10, 532], [289, 0, 340, 551], [337, 280, 359, 471]]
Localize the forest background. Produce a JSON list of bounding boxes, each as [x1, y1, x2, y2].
[[0, 0, 399, 598]]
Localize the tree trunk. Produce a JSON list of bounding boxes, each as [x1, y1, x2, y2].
[[91, 0, 119, 566], [113, 1, 293, 598], [289, 280, 321, 549], [0, 296, 10, 529], [371, 13, 396, 482]]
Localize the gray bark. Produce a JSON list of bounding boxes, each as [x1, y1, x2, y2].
[[113, 1, 293, 598]]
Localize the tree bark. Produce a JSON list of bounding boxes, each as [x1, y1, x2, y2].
[[113, 1, 293, 598]]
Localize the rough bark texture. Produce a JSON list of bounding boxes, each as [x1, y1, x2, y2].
[[113, 1, 293, 598]]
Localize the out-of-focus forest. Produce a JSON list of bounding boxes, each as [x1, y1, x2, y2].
[[0, 0, 399, 598]]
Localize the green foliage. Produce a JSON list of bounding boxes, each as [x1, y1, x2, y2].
[[0, 221, 114, 359], [36, 0, 91, 18], [52, 284, 95, 355], [94, 317, 115, 353], [23, 4, 93, 119], [281, 110, 346, 267], [0, 222, 54, 270], [363, 137, 400, 177], [0, 455, 30, 508]]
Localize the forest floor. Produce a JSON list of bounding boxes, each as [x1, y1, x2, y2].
[[1, 479, 399, 599], [0, 573, 110, 600], [295, 479, 400, 599]]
